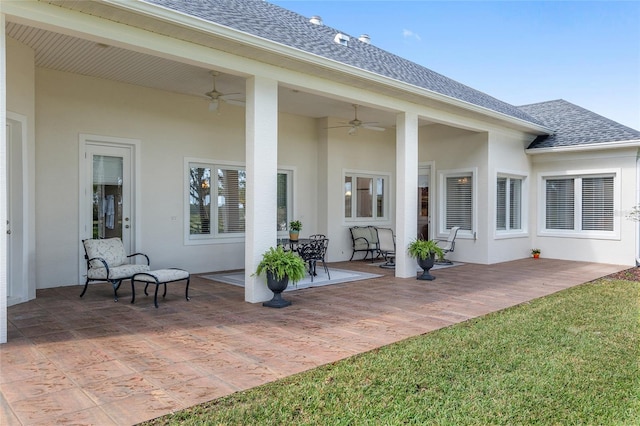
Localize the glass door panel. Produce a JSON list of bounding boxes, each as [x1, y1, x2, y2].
[[92, 155, 123, 239], [418, 167, 430, 239]]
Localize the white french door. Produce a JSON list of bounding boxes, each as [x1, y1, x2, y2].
[[83, 144, 132, 245], [80, 136, 139, 280]]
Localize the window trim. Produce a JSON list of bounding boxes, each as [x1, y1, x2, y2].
[[343, 169, 392, 224], [438, 168, 477, 239], [538, 169, 620, 240], [184, 157, 294, 245], [494, 170, 529, 239]]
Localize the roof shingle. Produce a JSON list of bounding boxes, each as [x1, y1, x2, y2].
[[519, 100, 640, 149], [143, 0, 545, 127]]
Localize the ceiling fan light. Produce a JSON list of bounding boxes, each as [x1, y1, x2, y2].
[[348, 126, 357, 136], [208, 99, 219, 112]]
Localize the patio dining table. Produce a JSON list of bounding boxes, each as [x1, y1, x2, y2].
[[277, 237, 330, 281], [277, 237, 312, 252]]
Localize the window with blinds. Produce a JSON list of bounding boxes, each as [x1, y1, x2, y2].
[[445, 175, 472, 230], [188, 162, 292, 239], [582, 176, 614, 231], [544, 174, 615, 233], [217, 168, 245, 234], [546, 178, 575, 230], [497, 176, 523, 231]]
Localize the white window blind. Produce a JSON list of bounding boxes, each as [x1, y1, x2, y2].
[[546, 178, 574, 230], [446, 175, 472, 230], [509, 178, 522, 230], [188, 162, 292, 240], [217, 168, 246, 234], [496, 177, 507, 230], [497, 176, 523, 231], [582, 176, 614, 231]]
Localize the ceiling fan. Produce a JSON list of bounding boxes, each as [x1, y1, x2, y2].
[[329, 104, 386, 135], [204, 71, 245, 111]]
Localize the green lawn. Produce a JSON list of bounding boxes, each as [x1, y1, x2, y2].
[[144, 278, 640, 425]]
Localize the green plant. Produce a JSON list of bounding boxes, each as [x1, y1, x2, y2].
[[531, 248, 541, 255], [254, 246, 306, 283], [289, 220, 302, 232], [407, 239, 444, 260]]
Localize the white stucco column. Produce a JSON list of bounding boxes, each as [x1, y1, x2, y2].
[[395, 111, 419, 278], [0, 14, 8, 343], [244, 75, 278, 303]]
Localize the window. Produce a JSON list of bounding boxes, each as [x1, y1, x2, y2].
[[188, 160, 292, 241], [542, 172, 616, 236], [496, 175, 523, 232], [444, 173, 473, 232], [344, 171, 389, 221]]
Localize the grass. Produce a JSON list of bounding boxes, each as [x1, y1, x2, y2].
[[144, 278, 640, 425]]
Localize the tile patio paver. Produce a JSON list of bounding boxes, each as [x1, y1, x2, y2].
[[0, 258, 628, 425]]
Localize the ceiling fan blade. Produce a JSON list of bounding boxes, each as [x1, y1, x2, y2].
[[220, 93, 242, 99], [224, 98, 246, 107], [363, 125, 386, 131]]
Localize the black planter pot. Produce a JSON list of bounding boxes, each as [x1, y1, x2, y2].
[[417, 256, 436, 280], [263, 271, 292, 308]]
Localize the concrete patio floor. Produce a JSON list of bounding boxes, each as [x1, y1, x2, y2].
[[0, 258, 628, 425]]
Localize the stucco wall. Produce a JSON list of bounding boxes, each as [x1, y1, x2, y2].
[[531, 150, 638, 266], [420, 124, 489, 264], [486, 129, 535, 264], [34, 68, 319, 288], [6, 37, 37, 299], [323, 117, 396, 262]]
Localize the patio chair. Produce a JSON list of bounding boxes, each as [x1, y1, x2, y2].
[[349, 226, 379, 261], [435, 226, 460, 265], [80, 237, 151, 301], [297, 238, 330, 282], [376, 228, 396, 269]]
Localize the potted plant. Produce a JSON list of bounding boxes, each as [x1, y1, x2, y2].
[[289, 220, 302, 241], [254, 246, 306, 308], [531, 248, 541, 259], [408, 239, 445, 281]]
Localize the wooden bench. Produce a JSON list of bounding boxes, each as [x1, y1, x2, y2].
[[131, 268, 190, 308]]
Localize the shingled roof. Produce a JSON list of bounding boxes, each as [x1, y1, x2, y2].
[[143, 0, 546, 127], [519, 100, 640, 150]]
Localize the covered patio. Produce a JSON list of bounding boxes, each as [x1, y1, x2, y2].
[[0, 259, 627, 425]]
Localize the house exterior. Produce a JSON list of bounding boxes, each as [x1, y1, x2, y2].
[[1, 0, 639, 343]]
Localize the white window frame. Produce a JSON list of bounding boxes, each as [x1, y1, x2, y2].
[[343, 169, 391, 224], [538, 169, 620, 240], [277, 169, 294, 237], [495, 170, 528, 239], [438, 168, 477, 239], [184, 158, 294, 245]]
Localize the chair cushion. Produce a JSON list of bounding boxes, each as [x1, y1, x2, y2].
[[133, 269, 189, 283], [84, 238, 127, 268], [351, 227, 377, 250], [87, 264, 150, 280]]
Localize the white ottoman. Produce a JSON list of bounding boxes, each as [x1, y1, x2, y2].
[[131, 268, 190, 308]]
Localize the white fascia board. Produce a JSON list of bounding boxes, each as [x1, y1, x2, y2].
[[102, 0, 553, 135], [526, 139, 640, 155]]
